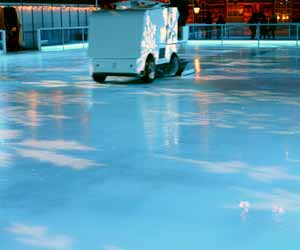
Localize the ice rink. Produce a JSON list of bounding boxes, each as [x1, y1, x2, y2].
[[1, 46, 300, 250]]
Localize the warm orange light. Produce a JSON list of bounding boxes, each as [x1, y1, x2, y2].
[[193, 7, 200, 15], [13, 5, 95, 12], [194, 57, 201, 80]]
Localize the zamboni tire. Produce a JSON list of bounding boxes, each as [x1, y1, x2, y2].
[[142, 56, 156, 83], [92, 73, 106, 83], [168, 53, 181, 76]]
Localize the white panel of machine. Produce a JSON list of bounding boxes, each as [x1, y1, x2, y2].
[[88, 10, 144, 59]]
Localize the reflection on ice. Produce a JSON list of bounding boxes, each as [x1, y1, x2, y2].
[[38, 80, 69, 88], [15, 148, 103, 170], [0, 46, 300, 249], [239, 201, 250, 217], [103, 245, 125, 250], [0, 130, 21, 140], [0, 152, 11, 167], [17, 139, 95, 151], [272, 205, 285, 214], [6, 223, 73, 250], [157, 155, 300, 182], [232, 188, 300, 213]]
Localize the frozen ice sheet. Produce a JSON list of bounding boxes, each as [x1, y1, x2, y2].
[[0, 47, 300, 250]]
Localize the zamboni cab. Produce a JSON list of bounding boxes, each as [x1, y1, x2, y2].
[[88, 1, 182, 83]]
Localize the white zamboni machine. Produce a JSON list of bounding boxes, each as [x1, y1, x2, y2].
[[88, 1, 184, 83]]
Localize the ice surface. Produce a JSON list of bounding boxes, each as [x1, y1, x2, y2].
[[0, 46, 300, 250]]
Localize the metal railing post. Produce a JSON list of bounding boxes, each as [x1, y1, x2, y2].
[[36, 26, 88, 51], [288, 24, 291, 39], [257, 24, 260, 48], [37, 29, 41, 51], [62, 28, 65, 51], [296, 23, 299, 47], [82, 28, 85, 48], [221, 24, 224, 47]]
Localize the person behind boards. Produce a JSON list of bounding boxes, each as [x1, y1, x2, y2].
[[216, 15, 225, 39], [205, 11, 213, 40]]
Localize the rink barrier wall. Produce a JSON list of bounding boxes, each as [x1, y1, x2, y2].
[[37, 26, 88, 51], [187, 23, 300, 48], [36, 23, 300, 52], [0, 3, 94, 49]]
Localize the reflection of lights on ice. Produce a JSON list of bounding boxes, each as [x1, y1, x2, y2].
[[272, 205, 285, 214], [137, 15, 158, 72], [194, 57, 201, 79], [239, 201, 250, 213]]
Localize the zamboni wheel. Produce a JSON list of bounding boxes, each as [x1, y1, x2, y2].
[[168, 53, 181, 76], [142, 56, 156, 83], [92, 73, 106, 83]]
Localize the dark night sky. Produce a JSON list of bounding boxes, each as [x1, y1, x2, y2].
[[0, 0, 276, 4]]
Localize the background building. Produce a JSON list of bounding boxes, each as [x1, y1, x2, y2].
[[0, 0, 299, 50], [188, 0, 300, 23]]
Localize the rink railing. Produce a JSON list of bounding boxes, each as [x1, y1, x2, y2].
[[36, 23, 300, 51], [37, 26, 88, 51], [0, 30, 6, 54], [187, 23, 300, 48]]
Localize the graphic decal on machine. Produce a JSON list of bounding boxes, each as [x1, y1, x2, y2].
[[137, 15, 158, 72]]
